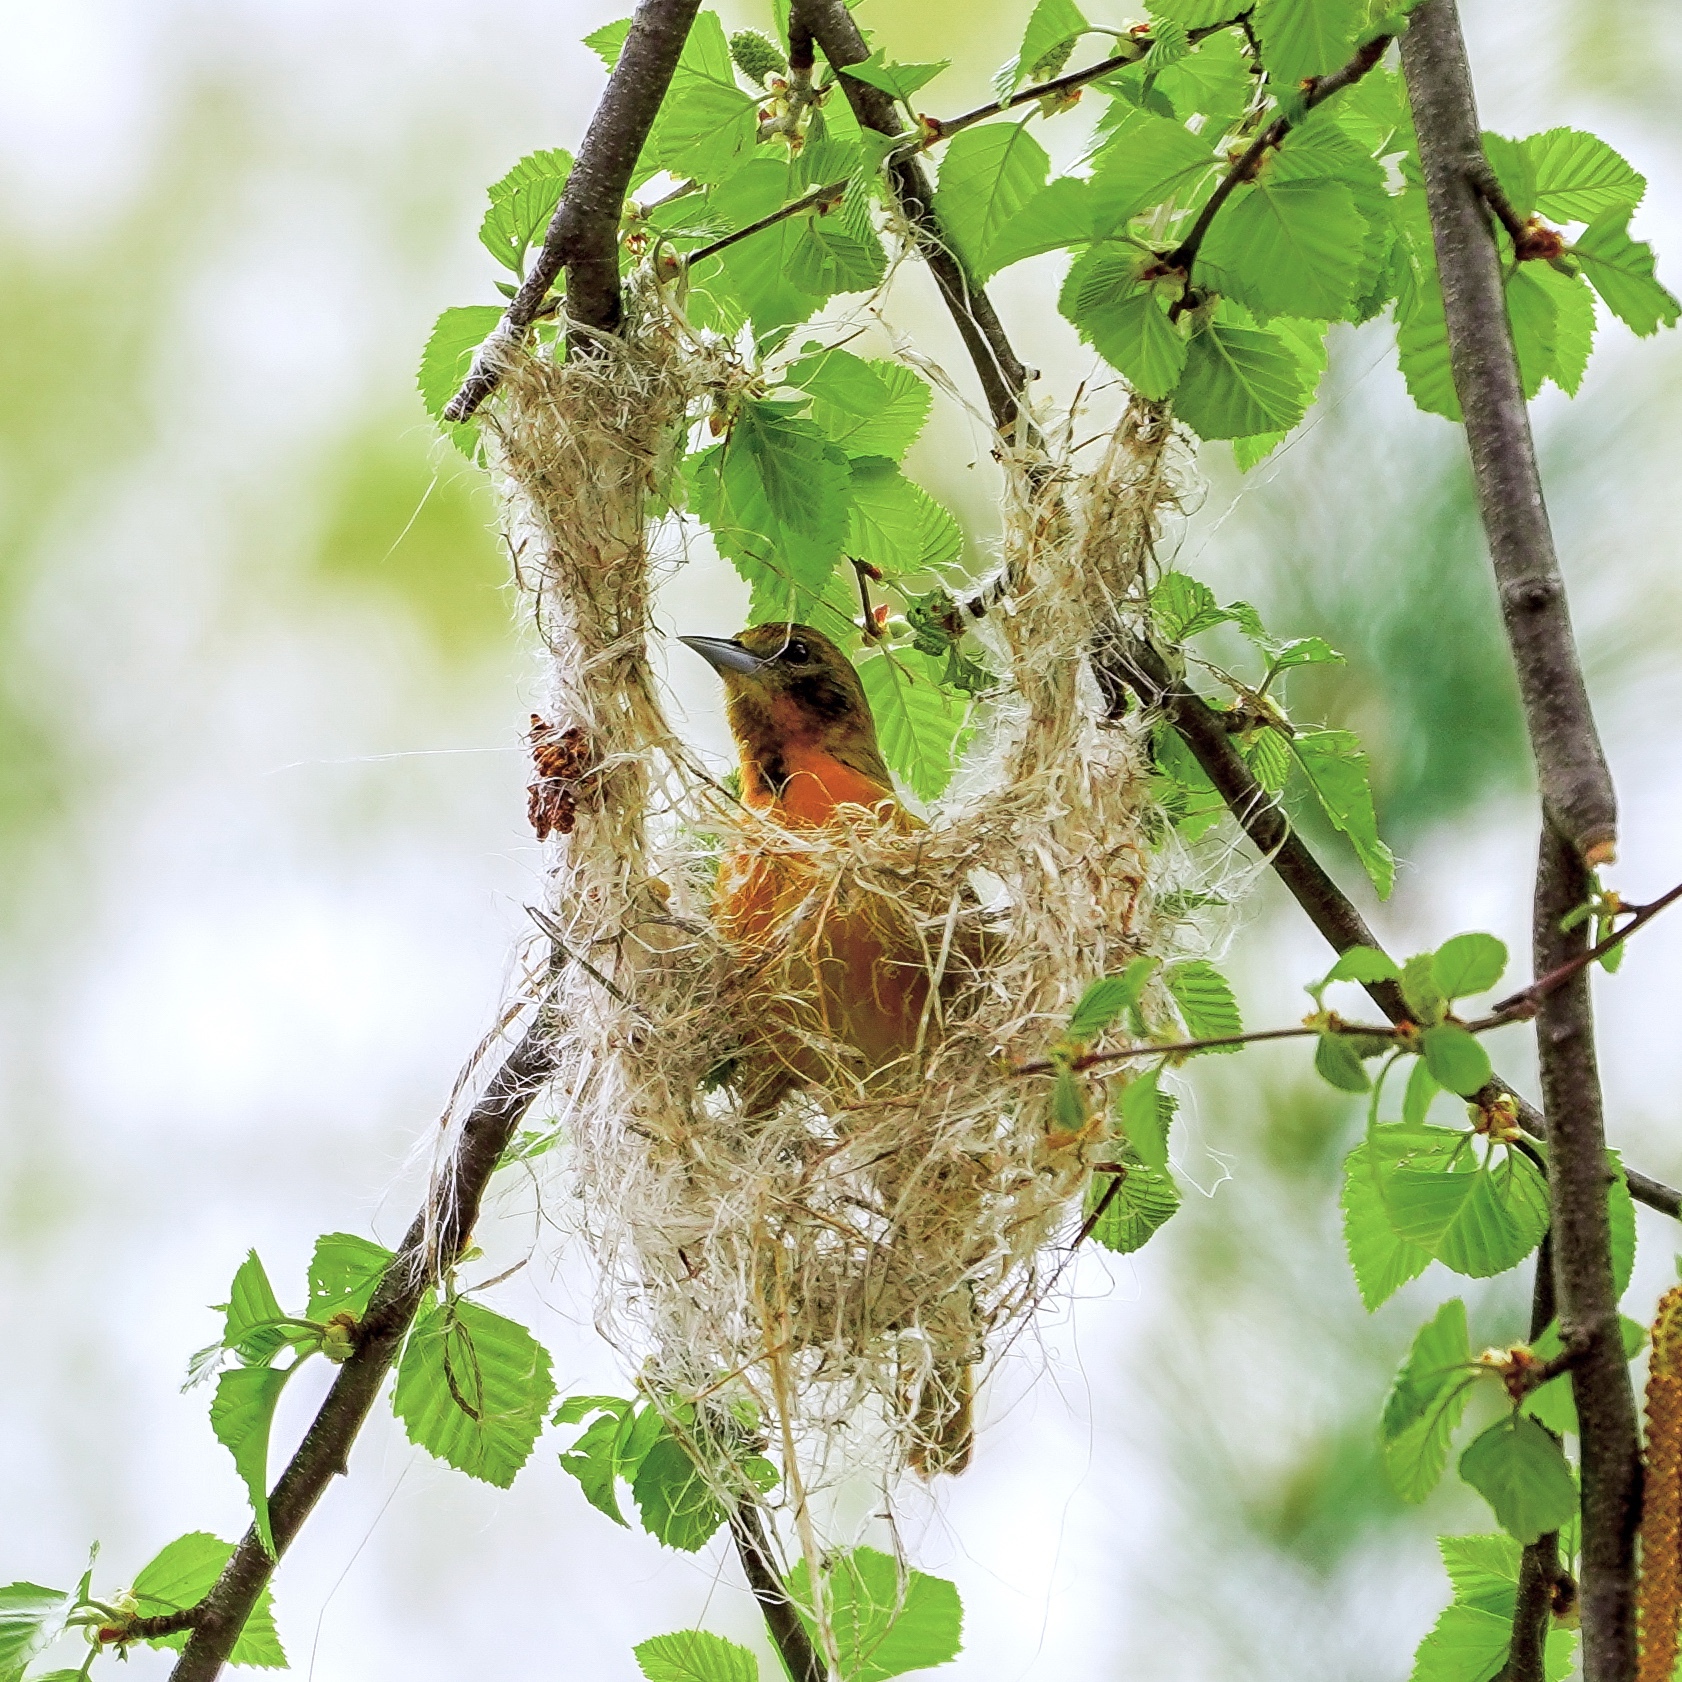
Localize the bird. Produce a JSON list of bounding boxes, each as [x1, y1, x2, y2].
[[680, 621, 982, 1475]]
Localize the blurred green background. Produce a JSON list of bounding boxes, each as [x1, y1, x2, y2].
[[2, 2, 1679, 1677]]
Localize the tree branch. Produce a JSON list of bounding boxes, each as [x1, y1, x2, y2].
[[444, 0, 703, 422], [792, 0, 1037, 440], [167, 1023, 558, 1682], [1534, 829, 1641, 1682], [1400, 0, 1617, 866], [728, 1499, 827, 1682]]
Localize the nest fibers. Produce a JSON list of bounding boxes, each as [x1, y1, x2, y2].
[[483, 296, 1193, 1588]]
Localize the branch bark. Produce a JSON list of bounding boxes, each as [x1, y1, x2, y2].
[[167, 1024, 558, 1682], [728, 1500, 827, 1682], [1400, 0, 1617, 865], [444, 0, 703, 421], [1535, 829, 1641, 1682], [792, 0, 1036, 440]]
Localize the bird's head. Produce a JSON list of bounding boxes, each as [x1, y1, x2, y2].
[[679, 622, 892, 804]]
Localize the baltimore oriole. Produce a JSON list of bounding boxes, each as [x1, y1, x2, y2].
[[682, 622, 979, 1474]]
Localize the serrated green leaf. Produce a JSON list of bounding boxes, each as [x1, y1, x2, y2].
[[1439, 1531, 1521, 1617], [787, 179, 886, 300], [479, 148, 572, 273], [1403, 1058, 1441, 1127], [554, 1393, 632, 1427], [786, 1547, 963, 1682], [1254, 0, 1364, 87], [1203, 175, 1368, 321], [1242, 726, 1293, 793], [983, 178, 1098, 274], [417, 305, 501, 456], [1381, 1298, 1473, 1501], [392, 1297, 556, 1488], [1153, 28, 1251, 128], [1316, 1032, 1371, 1092], [785, 352, 933, 461], [1149, 0, 1246, 24], [1005, 0, 1090, 91], [558, 1411, 631, 1525], [705, 160, 827, 339], [641, 13, 760, 186], [630, 1433, 730, 1552], [1270, 635, 1343, 672], [1162, 959, 1242, 1048], [841, 50, 950, 102], [1069, 957, 1158, 1041], [846, 459, 963, 574], [1385, 1151, 1549, 1277], [583, 18, 630, 69], [133, 1533, 285, 1667], [211, 1366, 292, 1555], [1290, 728, 1394, 898], [1343, 1138, 1434, 1310], [1087, 1158, 1180, 1253], [223, 1251, 288, 1367], [1400, 951, 1446, 1026], [1522, 128, 1645, 222], [1459, 1414, 1577, 1545], [1175, 320, 1317, 441], [858, 650, 969, 801], [1325, 946, 1402, 985], [1087, 107, 1215, 231], [1609, 1158, 1635, 1298], [1407, 1603, 1512, 1682], [1059, 246, 1188, 399], [1421, 1024, 1491, 1098], [306, 1233, 393, 1324], [1572, 208, 1681, 337], [1119, 1066, 1172, 1171], [936, 124, 1050, 280], [0, 1583, 73, 1680], [1149, 573, 1229, 641], [1431, 934, 1507, 1001], [635, 1630, 760, 1682], [1524, 1313, 1646, 1437]]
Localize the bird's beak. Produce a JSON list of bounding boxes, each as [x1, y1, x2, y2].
[[678, 634, 765, 677]]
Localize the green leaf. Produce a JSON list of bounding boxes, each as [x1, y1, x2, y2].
[[1269, 635, 1344, 673], [1385, 1151, 1550, 1277], [1149, 573, 1230, 642], [1609, 1157, 1636, 1298], [1524, 1313, 1646, 1436], [1253, 0, 1363, 86], [1152, 28, 1251, 128], [211, 1366, 292, 1555], [858, 650, 969, 801], [392, 1297, 556, 1489], [0, 1583, 73, 1680], [1325, 946, 1402, 985], [1380, 1298, 1474, 1501], [133, 1533, 285, 1667], [1202, 175, 1368, 321], [417, 305, 502, 455], [1431, 934, 1508, 1001], [642, 14, 760, 186], [1162, 959, 1242, 1048], [634, 1631, 760, 1682], [630, 1433, 731, 1552], [479, 149, 572, 273], [1059, 247, 1188, 400], [554, 1393, 632, 1427], [1316, 1032, 1371, 1093], [1505, 262, 1597, 399], [1407, 1603, 1512, 1682], [306, 1233, 393, 1324], [1400, 952, 1446, 1027], [1119, 1067, 1172, 1171], [1572, 207, 1682, 337], [841, 50, 950, 102], [1087, 1157, 1181, 1253], [1008, 0, 1091, 90], [1521, 128, 1645, 222], [1439, 1531, 1521, 1616], [936, 124, 1050, 280], [1421, 1024, 1491, 1098], [785, 352, 933, 462], [1343, 1138, 1433, 1310], [1482, 133, 1538, 223], [1403, 1059, 1441, 1128], [1243, 726, 1293, 793], [558, 1410, 632, 1525], [1459, 1414, 1577, 1545], [786, 1547, 963, 1682], [846, 459, 962, 574], [1087, 107, 1215, 231], [1068, 957, 1158, 1041], [1149, 0, 1246, 24], [983, 178, 1099, 274], [1175, 321, 1317, 441], [222, 1250, 288, 1367], [583, 19, 631, 69], [786, 179, 886, 301], [1290, 728, 1395, 898]]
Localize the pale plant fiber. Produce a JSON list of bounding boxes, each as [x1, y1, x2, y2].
[[479, 288, 1193, 1625]]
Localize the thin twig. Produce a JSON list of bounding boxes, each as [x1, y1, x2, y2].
[[1013, 1021, 1377, 1077], [1165, 32, 1392, 285], [445, 0, 704, 421], [1401, 0, 1616, 866], [166, 1024, 557, 1682], [728, 1498, 827, 1682], [684, 179, 848, 268]]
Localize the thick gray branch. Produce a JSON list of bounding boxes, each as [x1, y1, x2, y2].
[[445, 0, 703, 421], [1400, 0, 1617, 864]]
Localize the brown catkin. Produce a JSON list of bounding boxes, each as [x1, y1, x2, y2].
[[1638, 1285, 1682, 1682]]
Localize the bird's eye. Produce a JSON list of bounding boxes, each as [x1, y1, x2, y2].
[[783, 639, 810, 663]]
